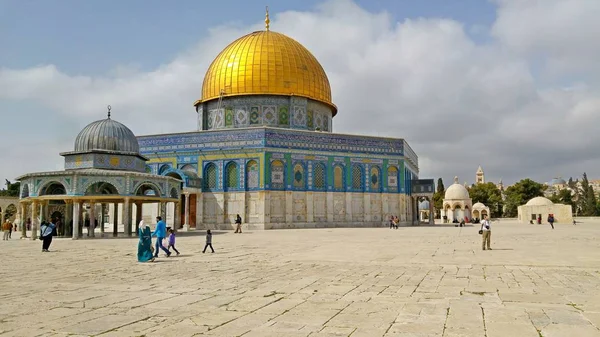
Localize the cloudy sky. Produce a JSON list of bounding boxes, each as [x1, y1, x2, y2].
[[1, 0, 599, 188]]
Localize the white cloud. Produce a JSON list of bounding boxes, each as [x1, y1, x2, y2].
[[1, 0, 600, 187]]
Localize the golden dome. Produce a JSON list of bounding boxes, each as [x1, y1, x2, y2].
[[196, 30, 337, 115]]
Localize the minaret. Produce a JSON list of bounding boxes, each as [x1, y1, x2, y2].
[[497, 179, 504, 191], [476, 165, 485, 184]]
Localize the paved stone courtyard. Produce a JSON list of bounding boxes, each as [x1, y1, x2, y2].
[[1, 220, 600, 337]]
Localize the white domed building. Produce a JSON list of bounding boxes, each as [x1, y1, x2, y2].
[[472, 202, 490, 220], [518, 196, 573, 224], [16, 108, 182, 240], [441, 176, 472, 223]]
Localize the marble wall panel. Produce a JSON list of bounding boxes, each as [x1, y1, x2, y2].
[[292, 192, 306, 222], [270, 191, 286, 223], [313, 192, 327, 222], [333, 193, 346, 221], [352, 193, 364, 222]]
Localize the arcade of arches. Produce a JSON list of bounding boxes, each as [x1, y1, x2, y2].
[[17, 179, 180, 240]]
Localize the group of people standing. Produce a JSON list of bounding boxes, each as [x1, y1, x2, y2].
[[137, 215, 218, 262], [2, 221, 15, 240], [388, 215, 399, 229], [138, 216, 181, 262]]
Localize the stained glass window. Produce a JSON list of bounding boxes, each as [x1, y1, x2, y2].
[[225, 162, 238, 189], [352, 165, 363, 190], [246, 160, 259, 190], [293, 163, 305, 189], [370, 167, 381, 191], [204, 163, 217, 189], [334, 165, 344, 190], [313, 163, 326, 190]]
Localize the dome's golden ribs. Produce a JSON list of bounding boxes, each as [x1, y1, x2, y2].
[[196, 30, 337, 115]]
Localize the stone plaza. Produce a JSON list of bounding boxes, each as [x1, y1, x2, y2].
[[1, 220, 600, 336]]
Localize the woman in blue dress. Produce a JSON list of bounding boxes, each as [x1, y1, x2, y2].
[[137, 221, 155, 262]]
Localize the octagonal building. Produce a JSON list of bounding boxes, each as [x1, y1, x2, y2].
[[138, 12, 432, 230]]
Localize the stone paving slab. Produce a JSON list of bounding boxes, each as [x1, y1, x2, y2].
[[1, 220, 600, 336]]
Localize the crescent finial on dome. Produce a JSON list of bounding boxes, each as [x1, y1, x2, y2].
[[265, 6, 270, 31], [454, 176, 459, 184]]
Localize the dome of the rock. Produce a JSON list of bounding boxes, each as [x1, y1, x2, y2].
[[196, 30, 336, 115]]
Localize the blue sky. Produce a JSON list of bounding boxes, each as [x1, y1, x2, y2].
[[1, 0, 598, 186], [0, 0, 495, 75]]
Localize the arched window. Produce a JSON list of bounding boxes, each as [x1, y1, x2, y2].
[[204, 163, 217, 190], [293, 163, 305, 189], [225, 162, 239, 190], [333, 165, 344, 190], [271, 160, 285, 190], [313, 163, 326, 190], [158, 164, 171, 175], [181, 164, 197, 173], [246, 160, 259, 190], [387, 166, 398, 192], [352, 164, 363, 190], [370, 166, 381, 192]]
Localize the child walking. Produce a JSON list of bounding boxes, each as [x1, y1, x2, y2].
[[203, 229, 215, 253], [167, 228, 180, 256]]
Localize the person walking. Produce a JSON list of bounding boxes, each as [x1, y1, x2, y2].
[[234, 214, 242, 233], [40, 220, 56, 252], [167, 228, 180, 256], [2, 220, 11, 240], [137, 220, 155, 263], [481, 215, 492, 251], [548, 214, 555, 229], [151, 216, 171, 258], [203, 229, 215, 253]]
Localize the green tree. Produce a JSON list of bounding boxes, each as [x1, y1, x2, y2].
[[503, 178, 544, 217], [557, 188, 574, 208], [580, 173, 598, 216], [0, 180, 19, 197], [433, 178, 445, 212], [468, 182, 503, 217]]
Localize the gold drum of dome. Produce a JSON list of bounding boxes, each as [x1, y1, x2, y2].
[[196, 30, 337, 116]]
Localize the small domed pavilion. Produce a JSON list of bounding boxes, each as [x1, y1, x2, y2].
[[518, 196, 573, 224], [441, 176, 472, 223], [472, 202, 490, 220], [17, 107, 181, 240]]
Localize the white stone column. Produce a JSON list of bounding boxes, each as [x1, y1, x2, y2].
[[89, 202, 96, 237], [306, 192, 314, 223], [123, 198, 132, 237], [285, 191, 293, 223], [20, 203, 27, 238], [326, 192, 334, 223], [196, 193, 203, 228], [72, 202, 80, 240], [184, 193, 190, 228], [31, 201, 39, 240], [429, 199, 435, 225], [174, 201, 181, 229]]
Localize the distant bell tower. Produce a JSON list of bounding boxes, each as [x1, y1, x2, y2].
[[476, 165, 485, 184]]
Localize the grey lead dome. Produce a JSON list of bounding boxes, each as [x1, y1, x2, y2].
[[74, 118, 140, 153]]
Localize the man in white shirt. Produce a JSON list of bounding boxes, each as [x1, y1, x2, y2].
[[481, 215, 491, 251]]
